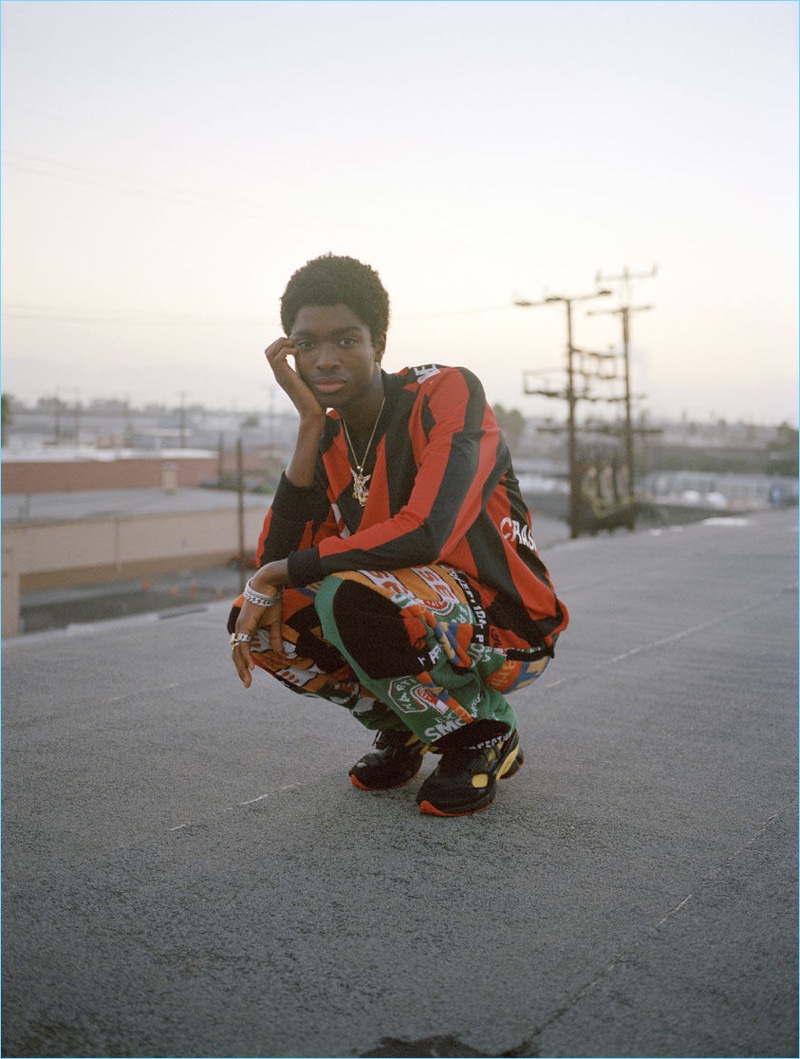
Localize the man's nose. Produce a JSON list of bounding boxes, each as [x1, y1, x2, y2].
[[315, 342, 342, 369]]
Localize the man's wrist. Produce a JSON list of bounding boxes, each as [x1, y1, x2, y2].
[[243, 578, 284, 608], [287, 547, 323, 586]]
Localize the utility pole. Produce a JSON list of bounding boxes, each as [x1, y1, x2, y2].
[[590, 266, 656, 508], [236, 437, 247, 591], [54, 387, 80, 446], [218, 431, 225, 487], [178, 392, 187, 449], [515, 287, 612, 538]]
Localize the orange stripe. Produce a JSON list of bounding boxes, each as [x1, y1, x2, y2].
[[418, 671, 474, 725], [413, 606, 473, 669]]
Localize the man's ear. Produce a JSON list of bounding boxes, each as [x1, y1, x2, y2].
[[374, 332, 388, 363]]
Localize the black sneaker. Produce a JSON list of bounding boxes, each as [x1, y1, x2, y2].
[[416, 729, 524, 816], [349, 729, 430, 790]]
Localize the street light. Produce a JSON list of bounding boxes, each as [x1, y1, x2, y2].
[[515, 288, 612, 538]]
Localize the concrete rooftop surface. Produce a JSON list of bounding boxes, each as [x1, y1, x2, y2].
[[2, 508, 798, 1059]]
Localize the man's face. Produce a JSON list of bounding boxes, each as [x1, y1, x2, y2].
[[290, 303, 386, 412]]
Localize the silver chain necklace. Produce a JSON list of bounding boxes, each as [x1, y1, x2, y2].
[[341, 397, 386, 506]]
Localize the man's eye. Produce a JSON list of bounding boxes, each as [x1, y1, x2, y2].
[[339, 337, 357, 348], [294, 340, 314, 352]]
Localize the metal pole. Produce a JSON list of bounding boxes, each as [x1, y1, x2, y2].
[[591, 265, 656, 509], [621, 307, 634, 501], [565, 301, 580, 539], [514, 287, 612, 540], [236, 437, 247, 591]]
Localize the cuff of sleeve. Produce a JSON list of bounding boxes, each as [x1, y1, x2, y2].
[[287, 547, 324, 586], [272, 472, 319, 517]]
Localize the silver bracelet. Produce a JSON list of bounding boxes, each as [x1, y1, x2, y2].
[[243, 579, 284, 608]]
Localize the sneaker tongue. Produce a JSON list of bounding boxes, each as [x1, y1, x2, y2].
[[433, 722, 510, 753], [464, 734, 506, 751]]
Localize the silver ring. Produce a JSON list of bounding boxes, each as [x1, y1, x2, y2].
[[230, 633, 252, 645]]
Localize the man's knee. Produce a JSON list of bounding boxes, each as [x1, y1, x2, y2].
[[317, 577, 428, 680]]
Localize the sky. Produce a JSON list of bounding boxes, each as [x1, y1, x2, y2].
[[2, 0, 798, 426]]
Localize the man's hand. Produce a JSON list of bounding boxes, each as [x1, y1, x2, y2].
[[264, 337, 326, 488], [231, 598, 284, 688], [265, 337, 326, 422], [231, 560, 289, 688]]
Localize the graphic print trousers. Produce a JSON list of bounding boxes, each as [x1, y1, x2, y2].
[[244, 564, 550, 748]]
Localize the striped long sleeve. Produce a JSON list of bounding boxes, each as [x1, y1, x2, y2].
[[255, 364, 568, 651]]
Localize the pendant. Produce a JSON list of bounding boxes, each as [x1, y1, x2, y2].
[[351, 468, 371, 506]]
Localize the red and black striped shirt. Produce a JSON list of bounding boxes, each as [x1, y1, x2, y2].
[[256, 364, 568, 652]]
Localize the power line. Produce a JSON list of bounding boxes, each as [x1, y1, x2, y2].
[[3, 305, 266, 327], [2, 149, 278, 217]]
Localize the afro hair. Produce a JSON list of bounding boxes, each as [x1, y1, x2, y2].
[[280, 254, 391, 342]]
